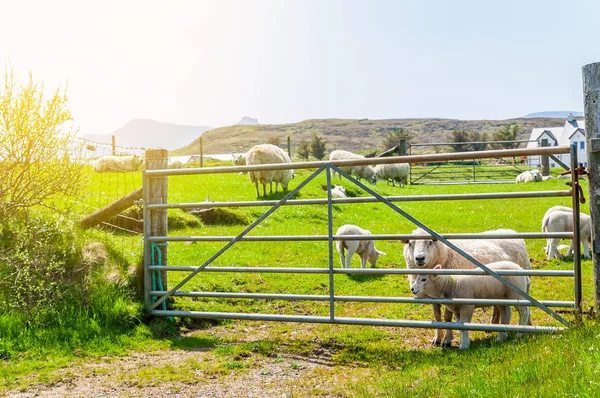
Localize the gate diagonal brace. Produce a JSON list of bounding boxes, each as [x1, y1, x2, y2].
[[149, 164, 329, 311], [328, 163, 570, 327]]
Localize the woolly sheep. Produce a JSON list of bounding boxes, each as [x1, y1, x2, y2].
[[374, 163, 410, 187], [168, 160, 183, 169], [336, 224, 385, 268], [516, 169, 543, 183], [329, 150, 378, 185], [411, 261, 530, 350], [331, 185, 347, 198], [402, 228, 531, 346], [245, 144, 293, 197], [542, 206, 592, 259], [94, 155, 144, 173]]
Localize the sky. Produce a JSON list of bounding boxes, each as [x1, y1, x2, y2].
[[1, 0, 599, 134]]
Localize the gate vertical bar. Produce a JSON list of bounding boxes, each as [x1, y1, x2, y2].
[[142, 169, 152, 310], [571, 143, 582, 318], [583, 62, 600, 314], [542, 139, 550, 176], [326, 164, 335, 321]]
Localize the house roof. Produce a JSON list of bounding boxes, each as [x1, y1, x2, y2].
[[527, 119, 585, 148]]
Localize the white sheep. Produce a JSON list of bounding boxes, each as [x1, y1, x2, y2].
[[542, 206, 592, 259], [331, 185, 347, 198], [245, 144, 293, 197], [374, 163, 410, 187], [336, 224, 386, 268], [516, 169, 543, 183], [403, 227, 531, 346], [94, 154, 144, 173], [329, 150, 378, 185], [232, 154, 246, 167], [168, 160, 183, 169], [411, 262, 530, 350]]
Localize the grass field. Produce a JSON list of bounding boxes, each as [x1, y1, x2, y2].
[[2, 162, 598, 397]]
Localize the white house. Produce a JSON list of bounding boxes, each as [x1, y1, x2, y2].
[[527, 114, 587, 168]]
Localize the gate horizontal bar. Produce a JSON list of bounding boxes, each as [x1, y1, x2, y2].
[[150, 310, 566, 333], [147, 266, 574, 277], [146, 146, 570, 177], [146, 190, 572, 210], [148, 290, 574, 307], [148, 232, 573, 243]]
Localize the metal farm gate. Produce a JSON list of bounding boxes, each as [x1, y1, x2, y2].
[[141, 145, 583, 336]]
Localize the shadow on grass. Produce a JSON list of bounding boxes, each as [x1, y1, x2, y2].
[[346, 273, 385, 283]]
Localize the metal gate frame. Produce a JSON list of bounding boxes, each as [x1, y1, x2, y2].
[[143, 145, 582, 334]]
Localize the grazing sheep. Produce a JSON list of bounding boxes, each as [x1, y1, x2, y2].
[[245, 144, 293, 197], [94, 154, 144, 173], [168, 160, 183, 169], [232, 154, 246, 167], [374, 163, 410, 187], [516, 169, 543, 183], [402, 228, 531, 346], [542, 207, 592, 259], [331, 185, 347, 198], [541, 175, 554, 181], [336, 224, 385, 268], [411, 262, 530, 350], [329, 150, 378, 185]]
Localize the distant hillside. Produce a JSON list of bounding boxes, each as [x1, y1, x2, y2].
[[171, 117, 566, 155], [523, 111, 583, 119], [84, 119, 211, 150], [236, 116, 259, 126]]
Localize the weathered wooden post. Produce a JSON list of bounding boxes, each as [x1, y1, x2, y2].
[[583, 62, 600, 313], [400, 139, 407, 156], [541, 139, 550, 176], [199, 135, 204, 167], [287, 135, 292, 158], [111, 135, 116, 155], [143, 148, 169, 311]]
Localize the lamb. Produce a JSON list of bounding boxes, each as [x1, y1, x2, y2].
[[516, 169, 543, 183], [336, 224, 385, 268], [94, 154, 144, 173], [411, 262, 530, 350], [331, 185, 347, 198], [374, 163, 410, 187], [402, 227, 531, 346], [329, 150, 378, 185], [232, 154, 246, 167], [542, 206, 592, 259], [168, 160, 183, 169], [245, 144, 294, 197]]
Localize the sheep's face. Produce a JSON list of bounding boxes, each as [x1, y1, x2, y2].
[[334, 185, 346, 194], [132, 155, 144, 169], [410, 274, 434, 298], [232, 155, 246, 166], [368, 249, 385, 267], [404, 239, 437, 267], [366, 173, 378, 185]]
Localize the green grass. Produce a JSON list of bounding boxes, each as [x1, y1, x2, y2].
[[1, 164, 597, 396]]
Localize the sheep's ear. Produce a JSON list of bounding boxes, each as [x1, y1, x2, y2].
[[400, 239, 410, 244]]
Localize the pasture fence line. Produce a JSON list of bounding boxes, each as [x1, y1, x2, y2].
[[141, 144, 584, 334]]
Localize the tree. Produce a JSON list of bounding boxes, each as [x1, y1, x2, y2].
[[266, 137, 281, 146], [450, 130, 470, 152], [296, 139, 310, 161], [0, 69, 84, 217], [310, 132, 327, 160], [469, 131, 488, 151], [493, 124, 520, 149], [381, 127, 412, 151]]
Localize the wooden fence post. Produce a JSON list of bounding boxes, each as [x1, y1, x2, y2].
[[541, 139, 550, 176], [287, 135, 292, 159], [199, 135, 204, 167], [400, 139, 407, 156], [146, 148, 168, 301], [111, 135, 116, 155], [583, 62, 600, 314]]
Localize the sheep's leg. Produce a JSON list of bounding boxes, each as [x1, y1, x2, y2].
[[516, 306, 530, 338], [255, 181, 260, 198], [345, 250, 354, 269], [441, 308, 454, 347], [583, 239, 591, 259], [458, 306, 475, 350], [269, 182, 273, 195], [431, 304, 444, 346], [262, 183, 268, 197], [490, 306, 501, 324], [275, 182, 279, 194], [338, 249, 345, 268], [548, 239, 561, 259], [496, 306, 512, 343]]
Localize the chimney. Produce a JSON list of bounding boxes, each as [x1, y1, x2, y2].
[[568, 112, 575, 122]]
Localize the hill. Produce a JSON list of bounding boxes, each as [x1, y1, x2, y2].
[[84, 119, 211, 150], [170, 117, 566, 155], [523, 111, 583, 118], [236, 116, 259, 125]]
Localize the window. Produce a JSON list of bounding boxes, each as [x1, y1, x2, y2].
[[580, 141, 585, 150]]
